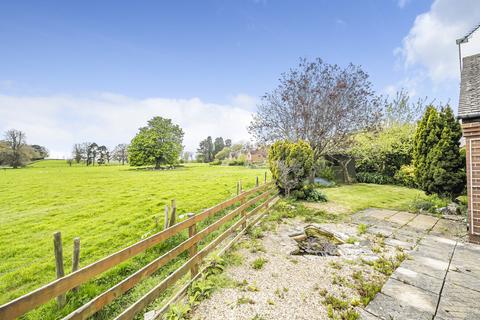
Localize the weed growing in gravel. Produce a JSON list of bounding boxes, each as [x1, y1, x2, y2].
[[247, 226, 264, 239], [329, 261, 343, 270], [372, 246, 382, 254], [346, 237, 358, 244], [351, 271, 383, 306], [332, 274, 349, 286], [165, 302, 191, 320], [190, 279, 215, 301], [323, 294, 359, 320], [363, 254, 404, 276], [237, 296, 255, 305], [274, 288, 286, 299], [357, 223, 368, 235], [251, 257, 268, 270], [251, 314, 266, 320]]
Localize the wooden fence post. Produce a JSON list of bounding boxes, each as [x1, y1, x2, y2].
[[264, 171, 267, 184], [169, 199, 176, 227], [256, 176, 259, 187], [164, 205, 169, 229], [72, 237, 80, 292], [236, 181, 240, 195], [187, 213, 198, 277], [239, 180, 242, 193], [53, 232, 66, 307]]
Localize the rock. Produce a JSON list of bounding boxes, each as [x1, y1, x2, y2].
[[437, 202, 462, 216], [447, 202, 462, 215]]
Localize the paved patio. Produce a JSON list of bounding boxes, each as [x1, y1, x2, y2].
[[353, 209, 479, 320]]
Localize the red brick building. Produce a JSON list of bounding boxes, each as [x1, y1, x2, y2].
[[459, 53, 480, 244]]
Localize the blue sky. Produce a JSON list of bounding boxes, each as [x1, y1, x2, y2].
[[1, 0, 479, 157]]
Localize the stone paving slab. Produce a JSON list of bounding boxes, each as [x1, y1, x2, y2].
[[380, 278, 438, 314], [413, 243, 455, 261], [446, 269, 480, 292], [368, 225, 395, 237], [431, 219, 466, 238], [391, 266, 444, 294], [436, 282, 480, 319], [384, 238, 415, 250], [422, 234, 457, 247], [407, 214, 439, 231], [449, 248, 480, 277], [365, 292, 434, 320], [386, 211, 417, 226]]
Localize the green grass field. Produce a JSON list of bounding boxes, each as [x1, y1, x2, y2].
[[0, 161, 268, 308], [0, 161, 427, 319]]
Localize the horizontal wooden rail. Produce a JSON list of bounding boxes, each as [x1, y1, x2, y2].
[[115, 193, 279, 320], [0, 182, 273, 320], [64, 188, 276, 320]]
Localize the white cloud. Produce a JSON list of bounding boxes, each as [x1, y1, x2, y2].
[[396, 0, 480, 83], [0, 93, 257, 158]]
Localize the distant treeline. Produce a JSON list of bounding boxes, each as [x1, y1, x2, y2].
[[71, 143, 129, 166]]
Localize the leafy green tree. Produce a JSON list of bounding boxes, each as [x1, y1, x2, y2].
[[268, 140, 314, 195], [86, 143, 98, 166], [225, 139, 232, 147], [413, 106, 465, 198], [214, 146, 231, 160], [196, 136, 214, 162], [128, 117, 184, 169], [213, 137, 225, 156]]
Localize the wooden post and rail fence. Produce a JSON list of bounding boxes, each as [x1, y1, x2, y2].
[[0, 175, 277, 320]]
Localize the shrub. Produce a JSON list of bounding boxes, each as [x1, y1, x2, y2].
[[268, 140, 314, 195], [291, 184, 327, 202], [394, 164, 416, 188], [356, 172, 394, 185], [228, 159, 245, 166], [209, 159, 222, 166]]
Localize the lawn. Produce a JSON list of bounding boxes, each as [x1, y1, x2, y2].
[[321, 183, 426, 213], [0, 161, 268, 309]]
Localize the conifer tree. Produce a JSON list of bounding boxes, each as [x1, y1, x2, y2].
[[413, 106, 465, 198]]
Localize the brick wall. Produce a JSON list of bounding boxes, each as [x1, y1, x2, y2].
[[462, 119, 480, 244]]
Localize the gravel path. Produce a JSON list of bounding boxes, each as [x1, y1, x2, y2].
[[191, 219, 394, 320]]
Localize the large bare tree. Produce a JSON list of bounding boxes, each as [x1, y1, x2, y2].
[[249, 58, 383, 161], [112, 143, 129, 165], [4, 129, 28, 168]]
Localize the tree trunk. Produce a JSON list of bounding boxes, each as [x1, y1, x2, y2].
[[155, 158, 161, 170]]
